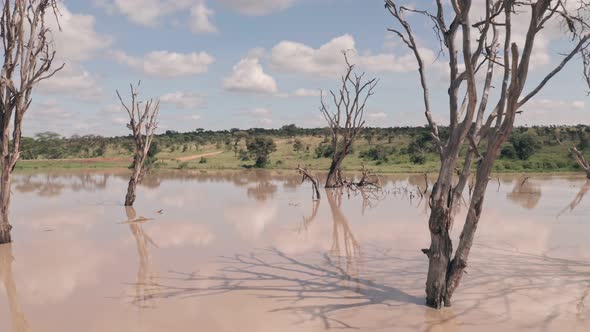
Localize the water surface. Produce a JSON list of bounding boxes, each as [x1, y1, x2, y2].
[[1, 170, 590, 331]]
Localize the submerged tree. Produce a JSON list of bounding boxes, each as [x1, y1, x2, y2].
[[385, 0, 590, 308], [0, 0, 64, 243], [321, 53, 378, 188], [117, 83, 160, 206]]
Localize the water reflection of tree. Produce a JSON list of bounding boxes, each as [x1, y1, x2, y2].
[[506, 177, 542, 210], [326, 189, 361, 281], [558, 180, 590, 217], [13, 174, 110, 195], [246, 172, 278, 202], [125, 207, 158, 309], [0, 244, 31, 332]]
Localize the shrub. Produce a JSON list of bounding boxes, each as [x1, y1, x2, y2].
[[409, 153, 426, 165], [359, 145, 395, 163], [199, 157, 207, 164], [509, 132, 538, 160], [246, 136, 277, 168]]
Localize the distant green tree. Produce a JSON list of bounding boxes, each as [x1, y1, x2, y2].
[[246, 136, 277, 167], [509, 132, 538, 160], [293, 138, 304, 154]]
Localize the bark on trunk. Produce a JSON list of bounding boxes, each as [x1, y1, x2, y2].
[[125, 159, 143, 207], [0, 162, 13, 244], [325, 154, 344, 188], [424, 157, 459, 308]]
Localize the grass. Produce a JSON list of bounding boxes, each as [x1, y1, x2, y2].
[[14, 134, 587, 175]]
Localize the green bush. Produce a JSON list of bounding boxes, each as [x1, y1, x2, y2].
[[509, 132, 538, 160], [246, 136, 277, 168]]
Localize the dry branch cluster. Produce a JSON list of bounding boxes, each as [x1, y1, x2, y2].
[[117, 82, 160, 206], [385, 0, 590, 308], [0, 0, 63, 243], [321, 52, 378, 188]]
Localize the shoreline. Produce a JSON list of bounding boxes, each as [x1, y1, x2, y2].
[[12, 160, 588, 177]]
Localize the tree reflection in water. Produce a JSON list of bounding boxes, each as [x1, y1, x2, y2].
[[124, 207, 159, 309], [0, 244, 30, 332], [506, 177, 542, 210], [558, 180, 590, 217]]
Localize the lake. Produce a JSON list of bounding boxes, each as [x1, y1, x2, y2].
[[1, 170, 589, 331]]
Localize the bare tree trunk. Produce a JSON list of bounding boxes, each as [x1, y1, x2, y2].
[[386, 0, 590, 308], [0, 160, 12, 244], [125, 156, 144, 206], [325, 153, 345, 188], [423, 159, 456, 308], [117, 83, 160, 207], [0, 0, 63, 243], [571, 147, 590, 179]]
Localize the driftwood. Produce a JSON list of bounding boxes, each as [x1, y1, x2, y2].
[[320, 52, 378, 188], [386, 0, 590, 308], [296, 165, 321, 200]]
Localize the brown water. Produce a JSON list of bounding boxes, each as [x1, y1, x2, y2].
[[1, 170, 590, 332]]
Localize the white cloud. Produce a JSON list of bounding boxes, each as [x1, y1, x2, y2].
[[223, 57, 279, 94], [39, 65, 104, 101], [30, 100, 72, 120], [111, 117, 128, 125], [100, 104, 121, 114], [293, 88, 320, 97], [248, 107, 272, 116], [269, 34, 429, 77], [161, 92, 206, 109], [190, 114, 202, 121], [519, 99, 589, 125], [113, 50, 215, 78], [95, 0, 189, 26], [48, 4, 112, 62], [218, 0, 296, 15], [367, 112, 387, 119], [190, 1, 218, 34]]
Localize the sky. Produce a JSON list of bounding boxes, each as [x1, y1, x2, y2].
[[24, 0, 590, 137]]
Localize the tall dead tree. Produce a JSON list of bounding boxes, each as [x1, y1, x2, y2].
[[571, 147, 590, 178], [321, 53, 378, 188], [0, 0, 63, 243], [117, 83, 160, 206], [386, 0, 590, 308]]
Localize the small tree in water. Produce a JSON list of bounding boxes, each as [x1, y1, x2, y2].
[[321, 52, 378, 188], [117, 83, 160, 206], [385, 0, 590, 308], [246, 136, 276, 168], [0, 0, 64, 244]]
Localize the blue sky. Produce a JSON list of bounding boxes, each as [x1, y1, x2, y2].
[[26, 0, 590, 137]]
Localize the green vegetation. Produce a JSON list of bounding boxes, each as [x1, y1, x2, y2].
[[246, 136, 277, 168], [13, 125, 590, 174]]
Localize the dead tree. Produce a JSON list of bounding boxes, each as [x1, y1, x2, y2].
[[571, 147, 590, 179], [296, 165, 321, 200], [386, 0, 590, 308], [117, 83, 160, 206], [0, 0, 63, 244], [320, 52, 378, 188]]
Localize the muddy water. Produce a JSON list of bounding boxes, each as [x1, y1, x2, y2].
[[1, 170, 590, 332]]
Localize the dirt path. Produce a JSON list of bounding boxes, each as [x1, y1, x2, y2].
[[175, 151, 224, 162]]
